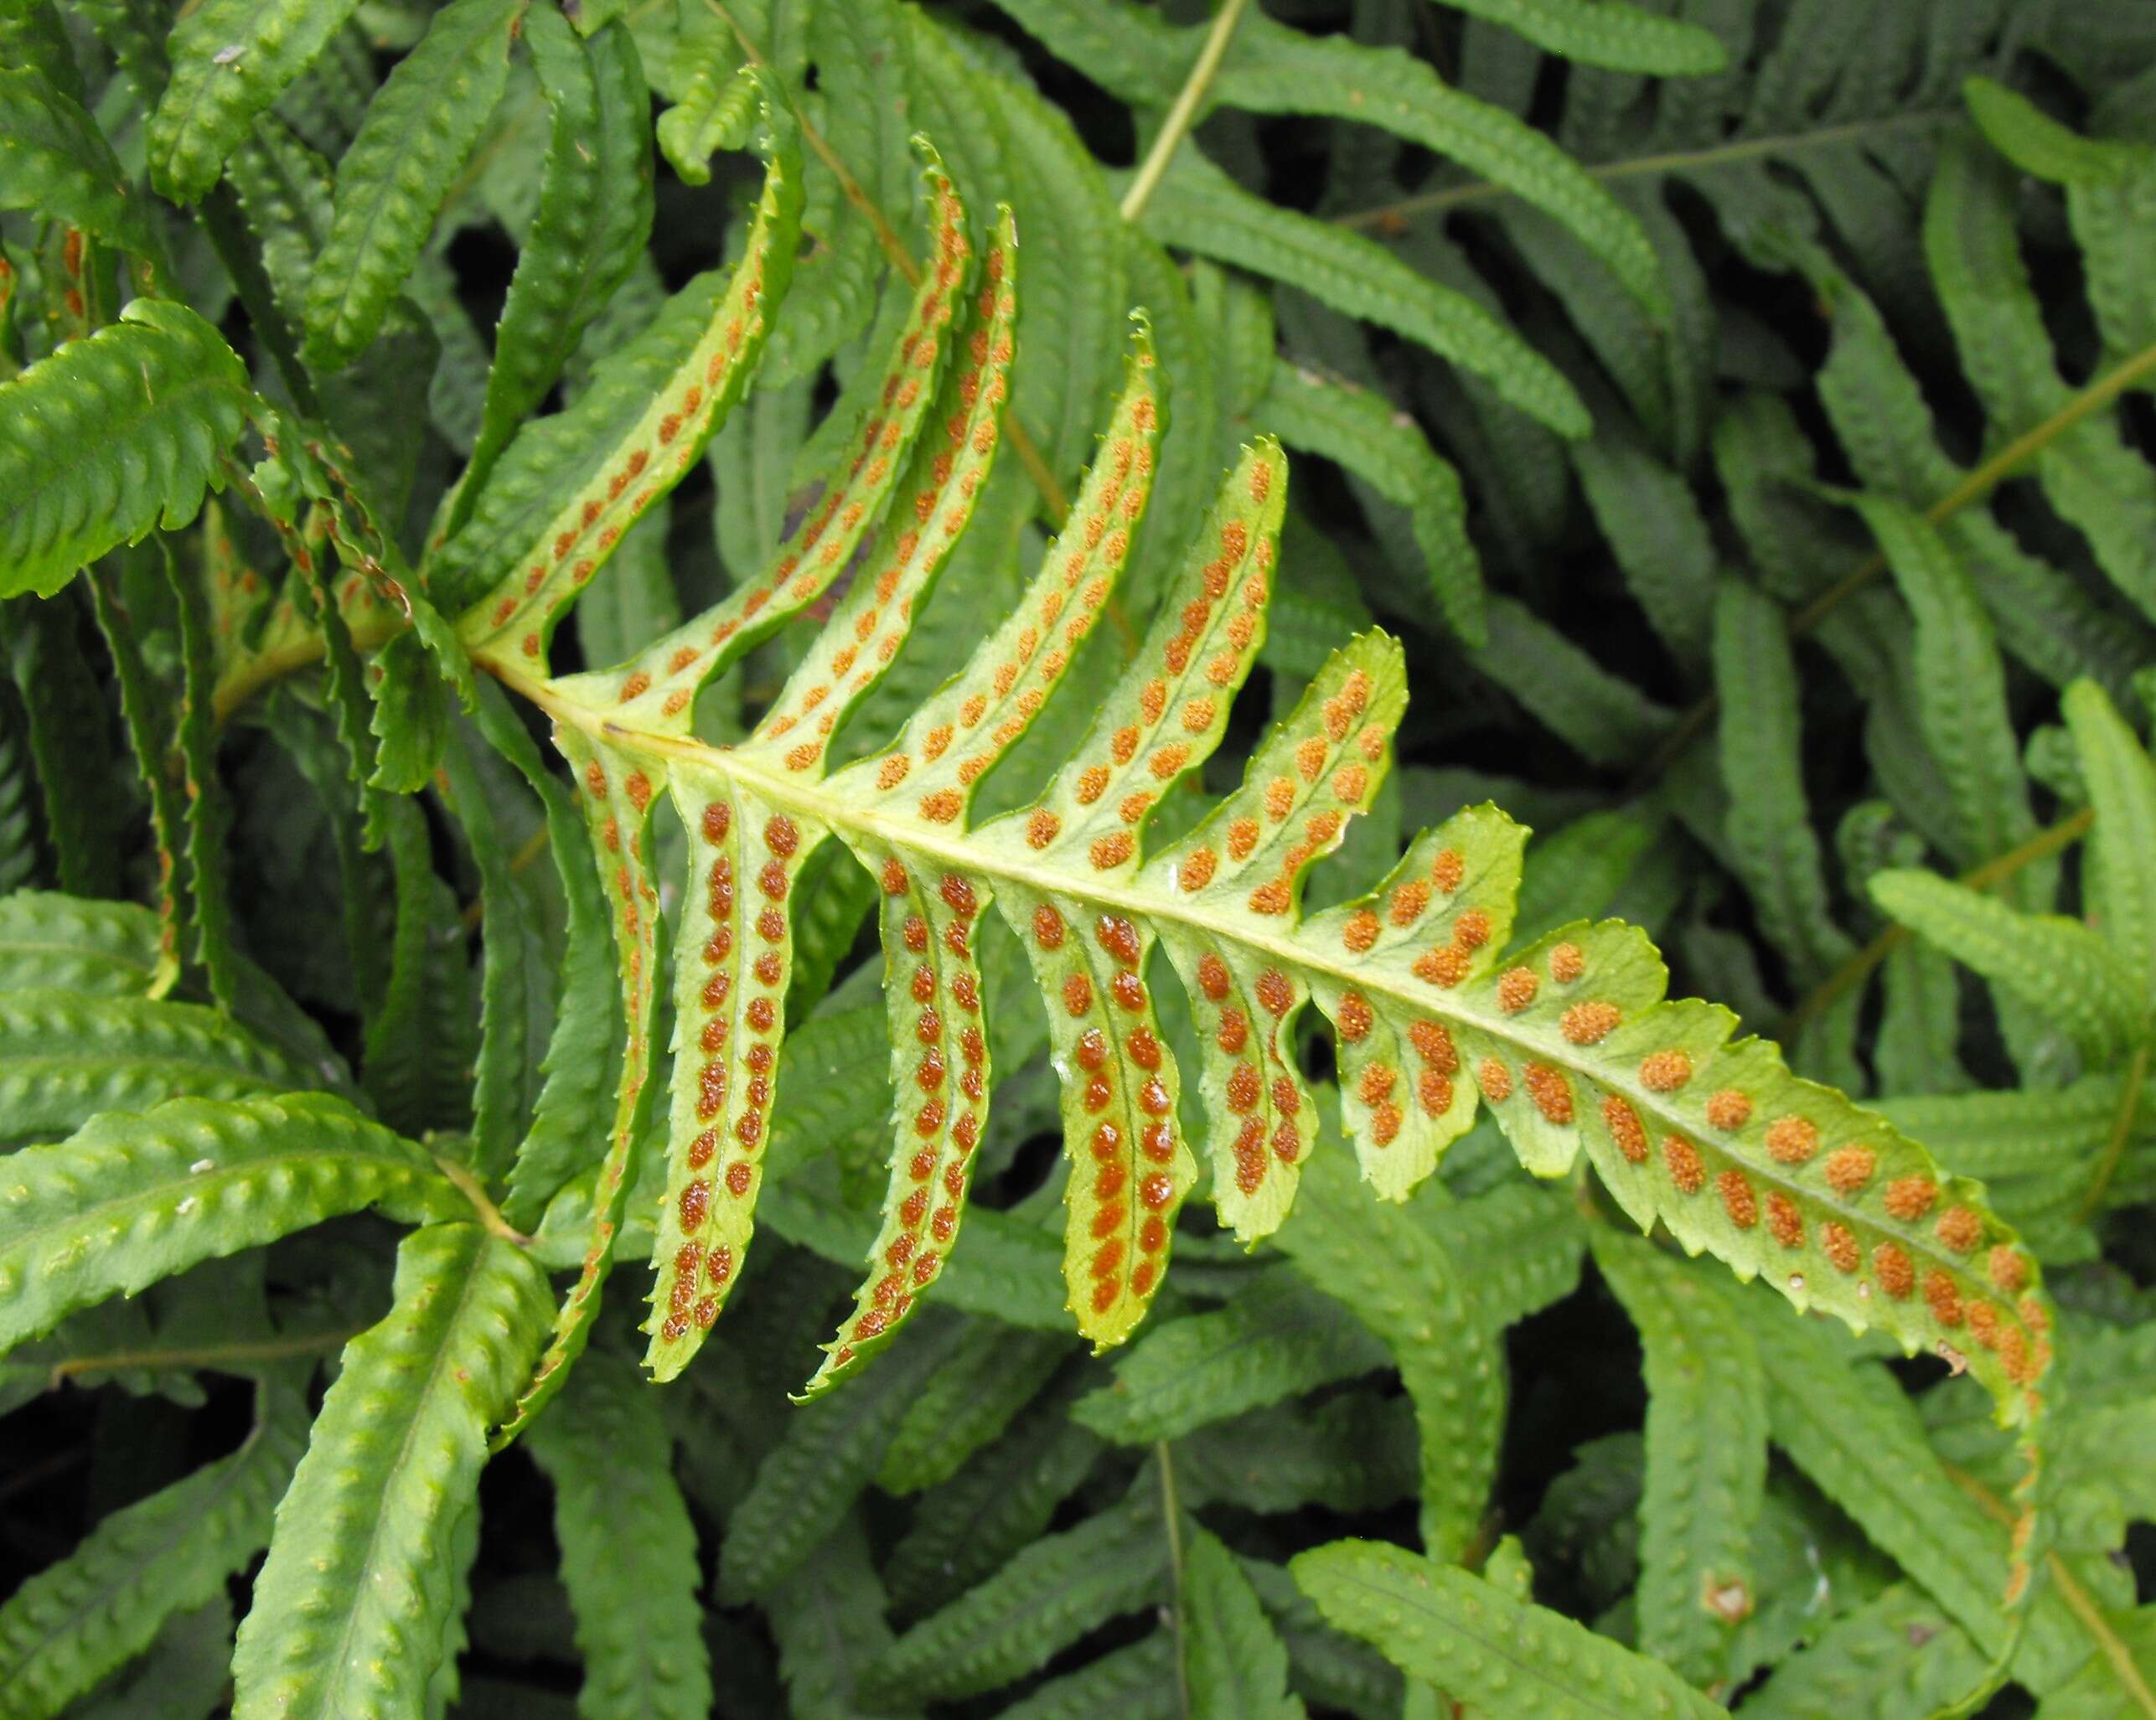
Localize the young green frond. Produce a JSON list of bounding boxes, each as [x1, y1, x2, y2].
[[0, 302, 251, 598], [232, 1224, 552, 1720]]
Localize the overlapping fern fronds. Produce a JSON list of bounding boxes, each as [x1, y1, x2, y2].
[[10, 2, 2156, 1717]]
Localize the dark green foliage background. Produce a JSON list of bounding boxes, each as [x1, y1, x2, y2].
[[5, 1, 2156, 1717]]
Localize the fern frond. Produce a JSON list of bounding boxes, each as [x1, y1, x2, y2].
[[459, 295, 2053, 1453], [1966, 75, 2156, 374], [1221, 13, 1669, 321], [1138, 144, 1589, 437], [0, 66, 159, 261], [1184, 1524, 1306, 1720], [1071, 1263, 1387, 1444], [716, 1320, 959, 1602], [878, 1322, 1070, 1492], [525, 1340, 711, 1720], [0, 1374, 303, 1720], [883, 1380, 1103, 1609], [1868, 870, 2142, 1067], [1590, 1228, 1767, 1692], [1275, 1140, 1501, 1562], [866, 1477, 1166, 1704], [0, 301, 251, 598], [0, 986, 327, 1143], [1435, 0, 1726, 75], [438, 83, 803, 638], [1923, 125, 2156, 628], [1754, 1293, 2083, 1664], [299, 0, 525, 369], [1292, 1539, 1727, 1720], [233, 1223, 552, 1720], [150, 0, 359, 200], [452, 8, 653, 517], [1256, 360, 1482, 647], [767, 1508, 910, 1720], [1736, 1581, 1988, 1720], [2062, 679, 2156, 997], [0, 1091, 460, 1357]]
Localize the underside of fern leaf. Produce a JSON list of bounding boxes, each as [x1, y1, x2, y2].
[[452, 145, 2053, 1449]]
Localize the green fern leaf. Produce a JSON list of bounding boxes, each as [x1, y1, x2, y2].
[[233, 1222, 552, 1720], [164, 536, 240, 1006], [440, 85, 803, 641], [0, 1092, 459, 1356], [0, 302, 251, 598], [0, 1374, 303, 1720], [1257, 359, 1483, 647], [468, 681, 622, 1229], [526, 1340, 711, 1720], [149, 0, 359, 201], [1426, 1179, 1585, 1330], [1275, 1140, 1500, 1561], [716, 1320, 959, 1602], [436, 721, 545, 1181], [654, 13, 758, 187], [999, 1634, 1176, 1720], [1754, 1295, 2085, 1677], [1138, 143, 1589, 437], [1177, 1392, 1419, 1516], [1185, 1524, 1307, 1720], [1222, 13, 1669, 320], [1736, 1582, 1988, 1720], [1868, 870, 2143, 1067], [877, 1323, 1070, 1493], [1476, 595, 1676, 767], [1810, 271, 2148, 700], [1435, 0, 1725, 75], [61, 1596, 234, 1720], [1073, 1263, 1386, 1444], [1571, 431, 1716, 674], [1924, 128, 2156, 627], [0, 891, 170, 994], [490, 729, 662, 1443], [452, 9, 653, 517], [299, 0, 525, 369], [358, 796, 476, 1136], [866, 1476, 1167, 1703], [2063, 679, 2156, 996], [84, 565, 189, 991], [1712, 578, 1858, 985], [883, 1384, 1103, 1610], [1291, 1538, 1728, 1720], [0, 0, 84, 101], [0, 986, 327, 1144], [0, 65, 158, 258], [767, 1509, 917, 1720], [1963, 76, 2156, 385], [1590, 1231, 1767, 1692], [1830, 492, 2045, 881]]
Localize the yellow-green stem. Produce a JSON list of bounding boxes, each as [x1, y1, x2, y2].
[[1636, 337, 2156, 789], [1778, 807, 2094, 1037], [2080, 1040, 2150, 1223], [434, 1153, 532, 1246], [46, 1327, 365, 1387], [1337, 110, 1954, 230], [1119, 0, 1254, 225], [1156, 1440, 1192, 1718], [1946, 1461, 2156, 1720]]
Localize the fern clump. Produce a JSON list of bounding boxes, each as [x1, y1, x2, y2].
[[5, 1, 2156, 1717]]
